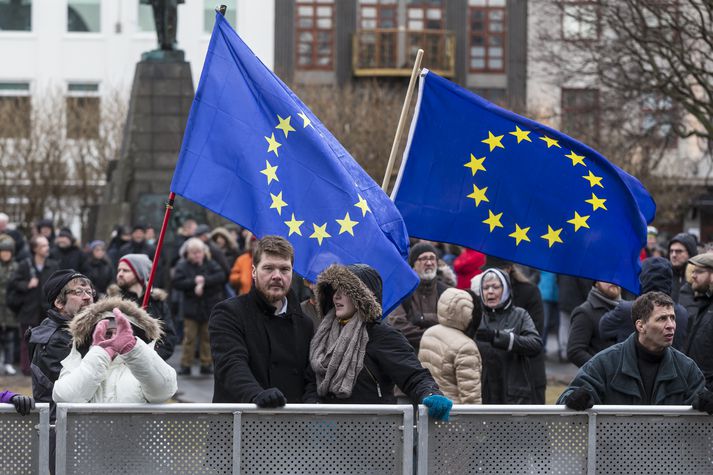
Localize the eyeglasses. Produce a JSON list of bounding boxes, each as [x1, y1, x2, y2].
[[67, 288, 95, 297], [416, 256, 437, 263]]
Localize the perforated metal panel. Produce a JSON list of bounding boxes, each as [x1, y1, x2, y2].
[[63, 413, 233, 475], [0, 412, 39, 475], [596, 415, 713, 474], [240, 413, 405, 475], [427, 414, 589, 474]]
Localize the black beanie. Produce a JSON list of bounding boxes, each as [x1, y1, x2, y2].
[[408, 242, 439, 267], [43, 269, 88, 307], [346, 264, 383, 306]]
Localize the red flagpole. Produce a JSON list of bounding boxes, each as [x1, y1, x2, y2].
[[142, 192, 175, 309]]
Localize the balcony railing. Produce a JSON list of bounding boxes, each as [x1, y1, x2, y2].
[[353, 28, 456, 77]]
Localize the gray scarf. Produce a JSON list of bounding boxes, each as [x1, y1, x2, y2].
[[309, 308, 369, 398]]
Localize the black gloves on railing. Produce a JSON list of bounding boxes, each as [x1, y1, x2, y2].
[[253, 388, 287, 408]]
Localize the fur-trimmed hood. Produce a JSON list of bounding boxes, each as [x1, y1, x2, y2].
[[315, 264, 382, 322], [69, 296, 164, 350]]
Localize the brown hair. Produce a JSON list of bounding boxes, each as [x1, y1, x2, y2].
[[252, 235, 294, 266], [631, 291, 674, 325]]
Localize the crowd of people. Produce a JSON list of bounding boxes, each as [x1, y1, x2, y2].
[[1, 211, 713, 424]]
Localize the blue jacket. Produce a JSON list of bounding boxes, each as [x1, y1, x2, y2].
[[558, 333, 704, 405]]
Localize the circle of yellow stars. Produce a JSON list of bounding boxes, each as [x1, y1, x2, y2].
[[465, 125, 607, 248], [261, 113, 371, 246]]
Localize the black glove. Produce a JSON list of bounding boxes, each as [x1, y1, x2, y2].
[[565, 388, 594, 411], [11, 395, 35, 416], [253, 388, 287, 408], [692, 390, 713, 415], [475, 328, 496, 343]]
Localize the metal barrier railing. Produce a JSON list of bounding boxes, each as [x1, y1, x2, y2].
[[0, 403, 50, 475], [417, 405, 713, 475]]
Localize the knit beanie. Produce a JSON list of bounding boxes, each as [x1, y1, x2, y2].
[[346, 264, 383, 306], [408, 242, 439, 267], [119, 254, 152, 287], [43, 269, 88, 307]]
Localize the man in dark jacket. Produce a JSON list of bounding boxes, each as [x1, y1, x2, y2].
[[567, 281, 620, 367], [558, 292, 713, 411], [683, 253, 713, 390], [50, 229, 85, 271], [599, 257, 688, 350], [209, 235, 316, 407], [557, 275, 593, 362], [114, 253, 176, 360], [386, 242, 451, 353], [668, 232, 697, 304]]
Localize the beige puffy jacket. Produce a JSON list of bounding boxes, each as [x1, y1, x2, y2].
[[418, 288, 482, 404]]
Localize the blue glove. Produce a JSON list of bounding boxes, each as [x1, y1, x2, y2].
[[422, 394, 453, 422]]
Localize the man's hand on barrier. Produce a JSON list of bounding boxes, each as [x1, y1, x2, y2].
[[692, 390, 713, 414], [564, 388, 594, 411], [11, 395, 35, 416], [253, 388, 287, 408], [422, 394, 453, 422]]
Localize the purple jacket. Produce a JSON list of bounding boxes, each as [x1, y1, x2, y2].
[[0, 390, 17, 404]]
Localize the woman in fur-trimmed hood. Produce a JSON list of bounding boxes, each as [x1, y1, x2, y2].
[[310, 264, 450, 418], [52, 296, 177, 403]]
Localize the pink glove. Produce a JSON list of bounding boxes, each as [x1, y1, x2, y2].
[[92, 320, 117, 360], [110, 309, 137, 355]]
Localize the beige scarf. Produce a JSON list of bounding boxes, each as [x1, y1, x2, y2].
[[310, 308, 369, 398]]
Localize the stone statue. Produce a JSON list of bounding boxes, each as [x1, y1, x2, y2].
[[141, 0, 185, 51]]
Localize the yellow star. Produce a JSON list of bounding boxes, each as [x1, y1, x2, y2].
[[466, 184, 489, 207], [284, 213, 304, 236], [585, 193, 608, 211], [354, 194, 371, 217], [509, 224, 531, 246], [509, 126, 532, 144], [269, 191, 287, 215], [309, 222, 331, 245], [482, 131, 505, 152], [567, 211, 590, 231], [297, 111, 311, 128], [265, 133, 281, 156], [582, 170, 604, 188], [275, 115, 296, 138], [464, 154, 486, 176], [539, 136, 561, 148], [540, 226, 564, 248], [335, 212, 359, 236], [260, 160, 279, 184], [565, 151, 586, 167], [482, 210, 504, 232]]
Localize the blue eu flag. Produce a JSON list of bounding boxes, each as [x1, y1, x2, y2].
[[392, 70, 656, 293], [171, 14, 418, 314]]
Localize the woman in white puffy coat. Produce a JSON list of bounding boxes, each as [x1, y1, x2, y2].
[[53, 296, 177, 403], [418, 288, 482, 404]]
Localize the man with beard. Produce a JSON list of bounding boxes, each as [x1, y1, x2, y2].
[[387, 242, 451, 353], [668, 233, 697, 305], [683, 253, 713, 390], [209, 235, 316, 406]]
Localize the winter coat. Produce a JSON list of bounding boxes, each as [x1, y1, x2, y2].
[[229, 252, 252, 295], [172, 258, 226, 322], [477, 269, 542, 404], [209, 287, 317, 403], [453, 249, 485, 290], [683, 293, 713, 390], [80, 255, 114, 296], [50, 245, 85, 271], [509, 277, 546, 399], [558, 333, 705, 405], [8, 258, 59, 325], [567, 288, 618, 367], [53, 297, 177, 403], [0, 259, 18, 328], [668, 233, 698, 303], [28, 309, 73, 403], [537, 271, 558, 303], [315, 264, 441, 404], [419, 288, 482, 404]]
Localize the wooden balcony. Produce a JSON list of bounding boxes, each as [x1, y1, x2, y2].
[[352, 28, 456, 78]]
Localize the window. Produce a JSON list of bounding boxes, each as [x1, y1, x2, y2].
[[0, 0, 31, 31], [358, 0, 397, 29], [296, 0, 335, 70], [68, 0, 100, 33], [204, 0, 237, 33], [468, 0, 506, 73], [561, 88, 599, 142], [0, 82, 31, 139], [138, 1, 154, 32], [406, 0, 444, 30], [66, 83, 100, 140], [562, 2, 598, 41]]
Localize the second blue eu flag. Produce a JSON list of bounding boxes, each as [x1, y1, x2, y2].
[[392, 70, 656, 293], [171, 14, 418, 314]]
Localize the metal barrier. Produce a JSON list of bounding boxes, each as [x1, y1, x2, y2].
[[0, 403, 50, 475], [417, 405, 713, 475], [55, 403, 413, 475]]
